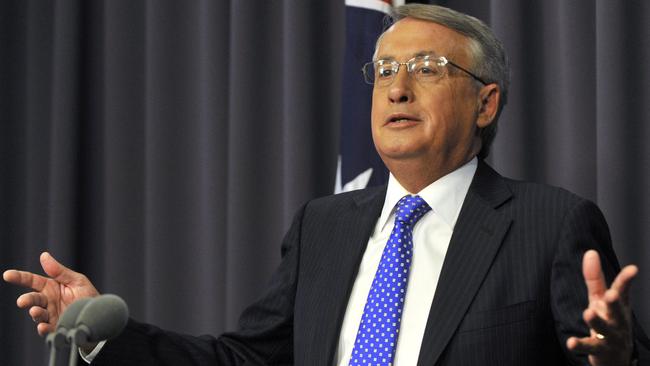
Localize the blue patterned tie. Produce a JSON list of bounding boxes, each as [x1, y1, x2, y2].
[[349, 195, 431, 366]]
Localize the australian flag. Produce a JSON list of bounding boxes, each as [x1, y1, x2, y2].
[[335, 0, 404, 193]]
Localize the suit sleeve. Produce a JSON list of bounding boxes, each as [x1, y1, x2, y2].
[[90, 204, 307, 366], [550, 198, 648, 365]]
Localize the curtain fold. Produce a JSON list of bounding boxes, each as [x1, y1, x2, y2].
[[594, 0, 650, 324], [1, 0, 648, 364]]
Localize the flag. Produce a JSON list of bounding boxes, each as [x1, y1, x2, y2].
[[335, 0, 404, 193]]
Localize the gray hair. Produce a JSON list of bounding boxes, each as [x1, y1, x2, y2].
[[383, 4, 510, 159]]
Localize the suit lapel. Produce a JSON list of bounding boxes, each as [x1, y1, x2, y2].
[[417, 162, 513, 366], [311, 186, 386, 365]]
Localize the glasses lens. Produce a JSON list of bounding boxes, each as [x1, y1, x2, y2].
[[374, 61, 397, 85], [363, 61, 396, 85], [375, 62, 395, 83], [410, 56, 445, 81], [362, 62, 375, 84]]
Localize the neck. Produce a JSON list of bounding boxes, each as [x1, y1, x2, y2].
[[387, 155, 477, 193]]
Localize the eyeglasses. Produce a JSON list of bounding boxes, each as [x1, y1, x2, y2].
[[361, 55, 488, 86]]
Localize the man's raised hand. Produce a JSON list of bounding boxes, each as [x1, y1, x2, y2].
[[567, 249, 637, 366], [3, 252, 100, 336]]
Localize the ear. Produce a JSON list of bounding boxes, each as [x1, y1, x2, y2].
[[476, 84, 500, 128]]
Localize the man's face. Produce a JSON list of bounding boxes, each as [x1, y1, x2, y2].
[[371, 17, 493, 175]]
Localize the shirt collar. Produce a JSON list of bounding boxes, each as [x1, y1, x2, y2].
[[376, 157, 478, 233]]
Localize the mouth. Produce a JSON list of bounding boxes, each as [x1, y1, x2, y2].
[[385, 113, 421, 126]]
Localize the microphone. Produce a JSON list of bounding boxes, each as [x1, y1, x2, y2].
[[45, 298, 93, 366], [66, 294, 129, 366]]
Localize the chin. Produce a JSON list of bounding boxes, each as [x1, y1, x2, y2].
[[376, 146, 425, 162]]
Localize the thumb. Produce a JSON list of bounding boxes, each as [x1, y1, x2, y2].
[[40, 252, 80, 285]]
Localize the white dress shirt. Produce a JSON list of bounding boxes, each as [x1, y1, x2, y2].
[[83, 158, 477, 364], [335, 158, 477, 366]]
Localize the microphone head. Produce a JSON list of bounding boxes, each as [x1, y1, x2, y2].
[[56, 297, 93, 331], [74, 294, 129, 344], [47, 297, 93, 347]]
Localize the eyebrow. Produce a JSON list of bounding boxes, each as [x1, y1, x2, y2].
[[374, 50, 440, 61]]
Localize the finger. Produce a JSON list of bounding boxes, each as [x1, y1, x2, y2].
[[37, 322, 54, 336], [3, 269, 50, 292], [583, 250, 607, 302], [40, 252, 79, 286], [29, 306, 50, 324], [584, 308, 612, 337], [603, 288, 629, 328], [16, 292, 48, 309], [567, 335, 603, 355], [609, 265, 638, 305]]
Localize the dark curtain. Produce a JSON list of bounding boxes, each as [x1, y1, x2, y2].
[[0, 0, 648, 365]]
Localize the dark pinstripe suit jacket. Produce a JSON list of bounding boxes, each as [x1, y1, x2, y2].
[[92, 161, 648, 365]]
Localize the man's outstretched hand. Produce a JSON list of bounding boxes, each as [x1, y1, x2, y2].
[[567, 249, 637, 366], [3, 252, 100, 336]]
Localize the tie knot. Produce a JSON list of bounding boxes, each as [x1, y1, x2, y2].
[[395, 195, 431, 226]]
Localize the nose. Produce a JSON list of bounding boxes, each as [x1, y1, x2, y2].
[[387, 68, 414, 104]]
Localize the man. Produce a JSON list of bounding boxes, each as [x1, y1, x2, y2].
[[4, 4, 648, 365]]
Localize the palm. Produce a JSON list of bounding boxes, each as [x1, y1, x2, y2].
[[40, 279, 65, 328], [42, 279, 76, 329]]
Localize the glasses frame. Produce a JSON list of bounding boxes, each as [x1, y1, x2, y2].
[[361, 55, 488, 86]]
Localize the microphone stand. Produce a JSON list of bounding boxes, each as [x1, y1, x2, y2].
[[45, 334, 57, 366], [45, 329, 67, 366], [66, 328, 86, 366], [68, 342, 79, 366]]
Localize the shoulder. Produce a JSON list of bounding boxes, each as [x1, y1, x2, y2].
[[476, 161, 591, 211], [484, 166, 608, 234], [503, 177, 584, 207], [474, 161, 607, 231], [303, 185, 387, 214]]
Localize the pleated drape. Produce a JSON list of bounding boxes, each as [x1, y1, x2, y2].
[[1, 1, 648, 364]]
